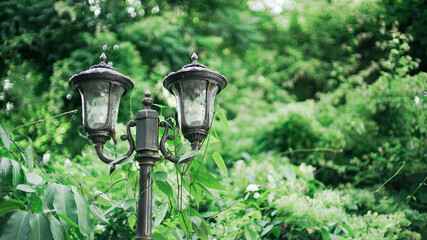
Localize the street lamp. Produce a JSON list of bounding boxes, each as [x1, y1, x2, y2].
[[69, 52, 227, 240]]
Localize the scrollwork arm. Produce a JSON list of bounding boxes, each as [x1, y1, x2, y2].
[[120, 120, 136, 157], [94, 120, 136, 166], [159, 121, 194, 164]]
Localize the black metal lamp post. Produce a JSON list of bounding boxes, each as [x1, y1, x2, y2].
[[69, 53, 226, 240]]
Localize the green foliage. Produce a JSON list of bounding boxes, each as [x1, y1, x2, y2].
[[1, 0, 426, 239], [0, 136, 99, 239]]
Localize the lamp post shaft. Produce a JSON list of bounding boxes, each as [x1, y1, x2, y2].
[[136, 157, 156, 240], [134, 91, 159, 240]]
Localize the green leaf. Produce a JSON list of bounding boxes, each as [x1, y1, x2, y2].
[[178, 210, 191, 235], [57, 213, 79, 228], [244, 228, 258, 240], [118, 157, 134, 168], [122, 198, 138, 210], [27, 172, 43, 185], [153, 103, 167, 109], [25, 147, 34, 172], [196, 172, 225, 190], [155, 180, 174, 198], [32, 194, 43, 212], [10, 160, 24, 188], [95, 191, 112, 206], [212, 152, 228, 177], [216, 105, 231, 136], [284, 166, 296, 181], [0, 157, 13, 197], [128, 214, 136, 230], [0, 124, 11, 151], [190, 208, 210, 237], [191, 184, 202, 208], [53, 185, 78, 229], [152, 232, 168, 240], [104, 198, 125, 216], [42, 183, 58, 210], [150, 171, 168, 181], [153, 203, 168, 228], [89, 205, 108, 223], [179, 150, 202, 162], [28, 213, 54, 240], [194, 223, 209, 240], [188, 216, 202, 226], [261, 224, 274, 237], [342, 222, 355, 237], [0, 200, 25, 217], [0, 210, 32, 240], [71, 186, 94, 236], [171, 229, 184, 240], [126, 182, 133, 198], [107, 156, 128, 166], [189, 212, 208, 240], [16, 184, 36, 193], [321, 228, 331, 240], [50, 216, 65, 240]]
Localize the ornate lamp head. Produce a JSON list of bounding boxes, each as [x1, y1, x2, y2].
[[163, 53, 227, 149], [69, 53, 133, 145]]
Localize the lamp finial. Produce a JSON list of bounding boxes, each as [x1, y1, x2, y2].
[[191, 53, 198, 63], [142, 90, 154, 108], [100, 53, 107, 64]]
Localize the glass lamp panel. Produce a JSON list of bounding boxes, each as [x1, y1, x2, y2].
[[111, 86, 124, 129], [207, 84, 219, 127], [181, 80, 207, 127], [172, 85, 183, 129], [84, 81, 110, 129]]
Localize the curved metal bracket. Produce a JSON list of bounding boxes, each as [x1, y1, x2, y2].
[[94, 120, 136, 167], [159, 121, 194, 164], [120, 120, 137, 157]]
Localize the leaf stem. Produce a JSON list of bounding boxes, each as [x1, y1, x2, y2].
[[10, 109, 78, 132], [374, 161, 405, 193]]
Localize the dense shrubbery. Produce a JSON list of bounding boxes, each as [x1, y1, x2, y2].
[[1, 0, 426, 239]]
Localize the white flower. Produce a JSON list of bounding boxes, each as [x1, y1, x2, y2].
[[246, 184, 259, 192], [315, 190, 342, 207], [253, 192, 261, 199], [64, 159, 71, 167], [414, 96, 422, 104], [43, 153, 51, 164], [95, 224, 106, 232], [6, 102, 13, 111], [299, 163, 316, 180], [234, 160, 246, 172], [3, 79, 13, 90]]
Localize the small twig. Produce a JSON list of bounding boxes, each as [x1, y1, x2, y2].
[[183, 108, 216, 177], [88, 178, 127, 203], [374, 161, 405, 193], [188, 111, 215, 185], [68, 174, 87, 201], [206, 198, 243, 221], [406, 175, 427, 202], [282, 147, 343, 156], [10, 137, 50, 177], [9, 109, 78, 132]]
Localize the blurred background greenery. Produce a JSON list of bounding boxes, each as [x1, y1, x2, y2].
[[0, 0, 426, 239]]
